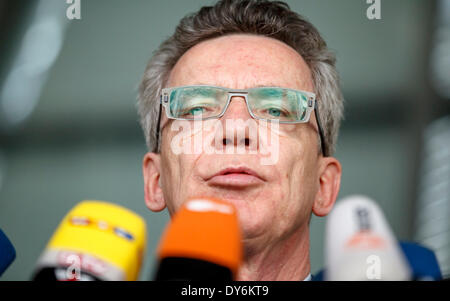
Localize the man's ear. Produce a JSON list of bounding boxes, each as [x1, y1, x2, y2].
[[312, 156, 342, 217], [142, 152, 166, 212]]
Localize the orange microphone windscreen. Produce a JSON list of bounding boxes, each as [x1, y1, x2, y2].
[[157, 197, 242, 278]]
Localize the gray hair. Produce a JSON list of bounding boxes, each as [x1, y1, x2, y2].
[[137, 0, 344, 156]]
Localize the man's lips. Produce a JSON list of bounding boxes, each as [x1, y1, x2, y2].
[[205, 167, 265, 187]]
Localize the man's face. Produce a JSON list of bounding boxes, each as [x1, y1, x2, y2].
[[144, 34, 340, 245]]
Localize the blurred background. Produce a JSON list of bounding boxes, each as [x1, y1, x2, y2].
[[0, 0, 449, 280]]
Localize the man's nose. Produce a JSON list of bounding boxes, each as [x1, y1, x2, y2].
[[214, 96, 259, 151], [222, 96, 252, 120]]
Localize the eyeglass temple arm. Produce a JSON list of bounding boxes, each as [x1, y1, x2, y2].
[[154, 100, 163, 153], [314, 101, 327, 157]]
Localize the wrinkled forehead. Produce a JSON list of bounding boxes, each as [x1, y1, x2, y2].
[[167, 34, 314, 92]]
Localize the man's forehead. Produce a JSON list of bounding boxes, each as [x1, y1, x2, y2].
[[167, 34, 314, 91]]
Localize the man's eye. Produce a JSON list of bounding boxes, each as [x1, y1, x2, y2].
[[179, 105, 208, 117], [188, 107, 205, 115], [264, 107, 289, 117], [267, 108, 282, 117]]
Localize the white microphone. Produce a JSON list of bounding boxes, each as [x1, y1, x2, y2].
[[325, 195, 412, 281]]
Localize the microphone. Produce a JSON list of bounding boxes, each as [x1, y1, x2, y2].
[[154, 197, 242, 280], [324, 195, 412, 281], [399, 241, 442, 281], [313, 241, 443, 281], [32, 200, 147, 281], [0, 229, 16, 277]]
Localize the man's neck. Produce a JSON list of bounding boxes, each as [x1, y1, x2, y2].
[[236, 225, 311, 281]]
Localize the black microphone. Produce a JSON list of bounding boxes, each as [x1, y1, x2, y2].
[[0, 228, 16, 277]]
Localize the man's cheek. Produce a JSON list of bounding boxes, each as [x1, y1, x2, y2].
[[201, 120, 223, 155], [168, 120, 196, 155]]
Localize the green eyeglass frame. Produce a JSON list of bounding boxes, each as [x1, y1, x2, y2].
[[154, 85, 327, 157]]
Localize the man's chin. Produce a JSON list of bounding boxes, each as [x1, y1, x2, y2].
[[236, 213, 271, 242]]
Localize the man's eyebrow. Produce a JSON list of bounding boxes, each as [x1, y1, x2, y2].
[[190, 83, 284, 89], [252, 84, 283, 88]]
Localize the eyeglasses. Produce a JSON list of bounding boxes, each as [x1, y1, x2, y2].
[[155, 85, 327, 156]]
